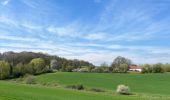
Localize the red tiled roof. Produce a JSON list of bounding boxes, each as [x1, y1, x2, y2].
[[129, 65, 142, 69]]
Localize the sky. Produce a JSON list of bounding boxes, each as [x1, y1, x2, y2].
[[0, 0, 170, 65]]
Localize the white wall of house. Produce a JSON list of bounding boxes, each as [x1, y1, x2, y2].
[[129, 68, 142, 72]]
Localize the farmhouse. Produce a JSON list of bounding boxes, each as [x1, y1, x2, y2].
[[128, 65, 142, 72]]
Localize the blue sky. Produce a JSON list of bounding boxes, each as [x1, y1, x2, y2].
[[0, 0, 170, 65]]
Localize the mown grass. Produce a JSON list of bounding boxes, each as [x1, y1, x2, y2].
[[0, 81, 170, 100], [36, 72, 170, 95]]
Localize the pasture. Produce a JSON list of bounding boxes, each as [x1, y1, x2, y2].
[[37, 72, 170, 95], [1, 72, 170, 100]]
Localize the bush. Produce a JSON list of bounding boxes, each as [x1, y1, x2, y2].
[[78, 68, 89, 72], [62, 66, 74, 72], [141, 64, 152, 73], [142, 64, 164, 73], [73, 68, 89, 72], [0, 61, 10, 79], [116, 84, 130, 95], [163, 64, 170, 72], [66, 84, 84, 90], [24, 74, 36, 84], [13, 63, 26, 77], [90, 88, 105, 92], [91, 67, 104, 73], [119, 64, 128, 73], [29, 58, 46, 74], [42, 82, 58, 87], [50, 59, 60, 70], [152, 64, 164, 73]]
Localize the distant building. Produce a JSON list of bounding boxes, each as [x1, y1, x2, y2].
[[128, 65, 142, 72]]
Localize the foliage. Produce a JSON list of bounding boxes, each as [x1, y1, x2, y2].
[[116, 84, 130, 95], [62, 66, 74, 72], [0, 51, 94, 79], [24, 74, 36, 84], [119, 64, 128, 73], [66, 84, 84, 90], [29, 58, 47, 74], [111, 56, 132, 73], [79, 68, 89, 72], [91, 64, 110, 73], [152, 63, 164, 73], [91, 67, 105, 73], [100, 62, 109, 67], [112, 56, 132, 67], [162, 64, 170, 72], [72, 68, 89, 72], [142, 64, 164, 73], [141, 64, 152, 73], [89, 88, 105, 92], [0, 61, 10, 79], [13, 63, 26, 77], [50, 59, 60, 70]]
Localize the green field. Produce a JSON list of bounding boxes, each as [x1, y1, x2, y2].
[[1, 81, 163, 100], [37, 72, 170, 95], [1, 72, 170, 100]]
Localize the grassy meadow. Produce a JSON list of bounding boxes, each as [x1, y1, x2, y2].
[[1, 72, 170, 100], [36, 72, 170, 95], [0, 81, 161, 100]]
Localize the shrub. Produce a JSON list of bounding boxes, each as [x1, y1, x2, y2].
[[119, 64, 128, 73], [42, 82, 58, 87], [0, 61, 10, 79], [163, 64, 170, 72], [152, 64, 164, 73], [15, 77, 24, 83], [65, 66, 74, 72], [116, 84, 130, 95], [66, 84, 84, 90], [91, 67, 104, 73], [79, 68, 89, 72], [13, 63, 26, 77], [90, 88, 105, 92], [72, 68, 79, 72], [50, 59, 60, 70], [72, 68, 89, 72], [141, 64, 152, 73], [24, 74, 36, 84], [29, 58, 46, 74]]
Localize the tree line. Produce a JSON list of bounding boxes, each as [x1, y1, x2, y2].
[[141, 63, 170, 73], [1, 51, 169, 79], [0, 51, 94, 79], [0, 52, 133, 79]]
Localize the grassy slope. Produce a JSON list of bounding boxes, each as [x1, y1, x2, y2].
[[37, 72, 170, 95], [0, 81, 163, 100]]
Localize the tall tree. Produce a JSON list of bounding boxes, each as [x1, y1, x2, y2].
[[29, 58, 46, 74], [111, 56, 132, 73], [50, 59, 60, 70], [0, 61, 10, 79]]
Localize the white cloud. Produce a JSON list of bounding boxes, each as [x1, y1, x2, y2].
[[22, 23, 42, 30], [0, 0, 170, 66], [87, 0, 170, 42], [1, 0, 10, 6], [21, 0, 38, 8], [47, 26, 76, 37], [1, 38, 170, 65], [0, 35, 38, 42], [0, 15, 18, 27], [47, 22, 82, 37], [85, 32, 107, 40]]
